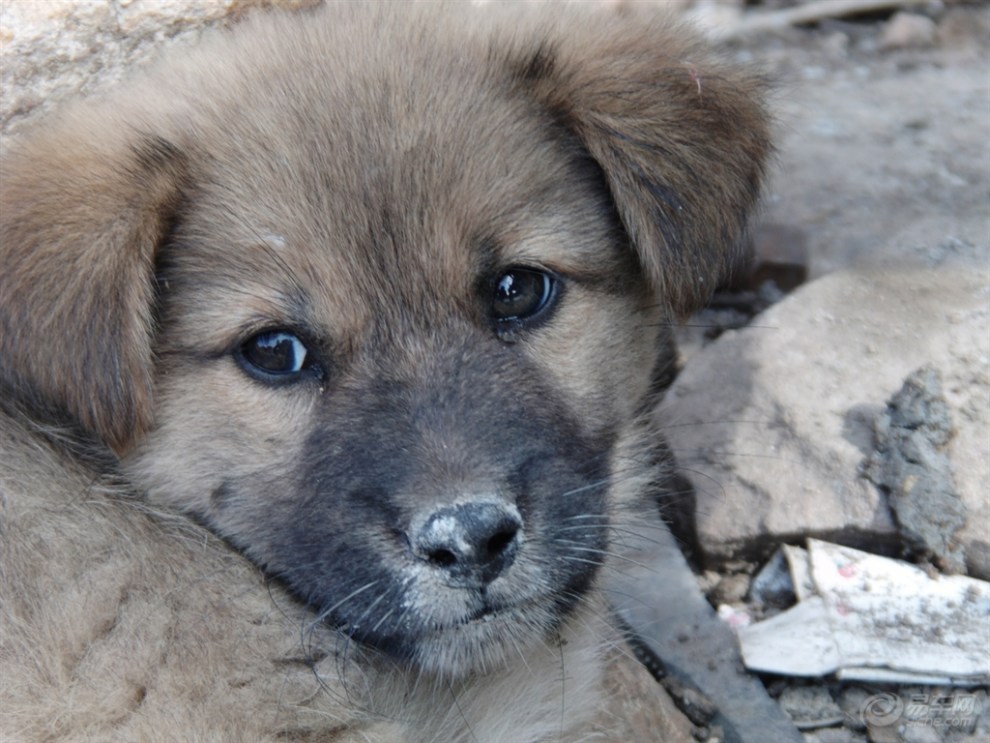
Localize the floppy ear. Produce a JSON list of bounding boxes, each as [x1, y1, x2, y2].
[[513, 17, 772, 314], [0, 108, 185, 455]]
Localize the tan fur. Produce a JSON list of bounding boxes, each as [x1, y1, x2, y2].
[[0, 3, 770, 741]]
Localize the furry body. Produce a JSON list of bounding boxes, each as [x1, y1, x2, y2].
[[0, 4, 770, 741]]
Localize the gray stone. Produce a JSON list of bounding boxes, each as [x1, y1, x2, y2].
[[0, 0, 238, 134], [778, 684, 844, 730], [880, 12, 937, 50], [662, 268, 990, 576], [709, 572, 750, 606], [863, 366, 967, 573], [803, 729, 863, 743], [838, 687, 873, 732], [900, 725, 943, 743], [0, 0, 107, 124], [748, 547, 797, 608]]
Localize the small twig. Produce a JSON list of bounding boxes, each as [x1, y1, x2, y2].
[[718, 0, 931, 40]]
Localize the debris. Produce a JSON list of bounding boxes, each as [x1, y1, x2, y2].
[[737, 540, 990, 685], [803, 728, 862, 743], [782, 544, 816, 601], [837, 686, 873, 731], [849, 686, 987, 741], [716, 603, 752, 630]]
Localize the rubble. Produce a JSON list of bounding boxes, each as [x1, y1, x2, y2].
[[663, 268, 990, 579], [738, 540, 990, 686]]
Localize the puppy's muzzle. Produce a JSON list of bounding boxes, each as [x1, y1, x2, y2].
[[411, 501, 522, 588]]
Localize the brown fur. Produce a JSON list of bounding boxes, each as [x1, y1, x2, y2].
[[0, 3, 770, 741]]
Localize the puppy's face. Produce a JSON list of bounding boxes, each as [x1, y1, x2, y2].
[[134, 83, 654, 674], [0, 6, 769, 678]]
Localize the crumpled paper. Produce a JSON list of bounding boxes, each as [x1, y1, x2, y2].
[[738, 539, 990, 685]]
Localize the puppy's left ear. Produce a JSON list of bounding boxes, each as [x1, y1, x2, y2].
[[513, 16, 772, 314]]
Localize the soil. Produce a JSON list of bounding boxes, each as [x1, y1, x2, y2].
[[734, 3, 989, 280]]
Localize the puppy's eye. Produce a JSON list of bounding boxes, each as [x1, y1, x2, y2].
[[237, 330, 316, 383], [492, 268, 556, 322]]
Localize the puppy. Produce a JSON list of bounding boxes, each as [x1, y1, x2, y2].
[[0, 3, 770, 741]]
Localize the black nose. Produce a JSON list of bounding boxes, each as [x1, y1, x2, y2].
[[412, 501, 521, 586]]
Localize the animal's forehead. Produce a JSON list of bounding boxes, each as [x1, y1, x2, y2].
[[165, 79, 624, 342]]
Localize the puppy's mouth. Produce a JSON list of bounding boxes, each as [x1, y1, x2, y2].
[[394, 602, 560, 679], [326, 558, 596, 679], [343, 581, 543, 640], [464, 599, 511, 623], [438, 590, 536, 629]]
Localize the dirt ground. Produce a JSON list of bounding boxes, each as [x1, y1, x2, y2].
[[738, 3, 989, 280]]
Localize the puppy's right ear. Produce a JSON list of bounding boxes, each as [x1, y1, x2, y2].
[[507, 13, 772, 316], [0, 109, 185, 455]]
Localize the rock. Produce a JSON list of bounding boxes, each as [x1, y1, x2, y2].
[[863, 366, 967, 573], [685, 0, 744, 42], [821, 31, 851, 59], [881, 12, 937, 50], [0, 0, 232, 133], [865, 723, 901, 743], [803, 728, 862, 743], [709, 572, 750, 605], [937, 6, 990, 56], [778, 685, 844, 730], [900, 725, 942, 743], [838, 687, 872, 732], [662, 268, 990, 577], [749, 547, 797, 608], [697, 569, 722, 596], [0, 0, 316, 135]]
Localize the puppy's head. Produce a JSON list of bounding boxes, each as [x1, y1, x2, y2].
[[0, 6, 769, 677]]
